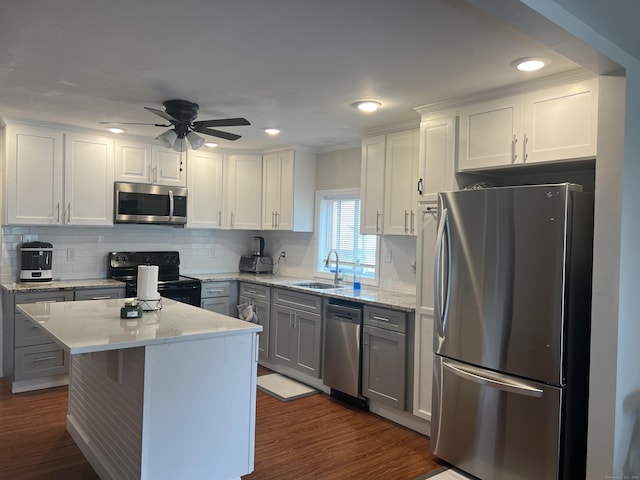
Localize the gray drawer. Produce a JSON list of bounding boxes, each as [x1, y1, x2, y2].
[[15, 290, 73, 308], [239, 282, 271, 301], [201, 282, 231, 298], [363, 305, 407, 333], [14, 312, 51, 347], [74, 287, 125, 301], [14, 343, 69, 381], [272, 288, 322, 314]]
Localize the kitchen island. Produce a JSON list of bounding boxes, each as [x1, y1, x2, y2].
[[17, 297, 262, 480]]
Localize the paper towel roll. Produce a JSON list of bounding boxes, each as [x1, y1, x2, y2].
[[137, 265, 161, 301]]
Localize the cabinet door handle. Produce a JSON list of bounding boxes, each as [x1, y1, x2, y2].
[[289, 312, 294, 328], [404, 210, 409, 233], [32, 356, 56, 363], [230, 211, 235, 227], [376, 211, 381, 233], [275, 211, 280, 228], [511, 135, 518, 162], [56, 203, 61, 224], [411, 210, 415, 234], [66, 203, 71, 223], [417, 178, 423, 196], [218, 210, 222, 226], [523, 133, 529, 162]]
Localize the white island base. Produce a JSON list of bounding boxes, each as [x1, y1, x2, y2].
[[18, 298, 261, 480]]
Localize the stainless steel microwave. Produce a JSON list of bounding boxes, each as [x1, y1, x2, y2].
[[114, 182, 187, 225]]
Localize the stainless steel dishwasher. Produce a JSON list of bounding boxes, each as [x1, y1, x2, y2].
[[322, 298, 368, 409]]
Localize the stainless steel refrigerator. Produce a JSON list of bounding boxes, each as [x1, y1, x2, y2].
[[430, 183, 593, 480]]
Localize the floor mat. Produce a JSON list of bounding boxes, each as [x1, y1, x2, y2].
[[256, 373, 320, 402], [415, 467, 477, 480]]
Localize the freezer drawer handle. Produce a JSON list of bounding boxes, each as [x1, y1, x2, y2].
[[443, 360, 543, 398]]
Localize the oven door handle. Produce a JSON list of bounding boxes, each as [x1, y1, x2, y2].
[[168, 189, 174, 222]]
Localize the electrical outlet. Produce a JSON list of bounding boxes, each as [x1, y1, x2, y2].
[[280, 251, 286, 259], [211, 248, 216, 258], [67, 248, 76, 261], [384, 250, 392, 263]]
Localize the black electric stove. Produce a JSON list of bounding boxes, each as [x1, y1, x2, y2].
[[108, 251, 201, 306]]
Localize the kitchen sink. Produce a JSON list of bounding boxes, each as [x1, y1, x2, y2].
[[292, 281, 343, 290]]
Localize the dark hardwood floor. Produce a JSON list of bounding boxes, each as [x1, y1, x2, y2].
[[0, 367, 443, 479]]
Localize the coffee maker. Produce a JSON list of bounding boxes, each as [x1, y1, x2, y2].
[[19, 242, 53, 282], [251, 236, 265, 256]]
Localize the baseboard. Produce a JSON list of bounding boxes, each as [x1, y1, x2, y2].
[[11, 374, 68, 393]]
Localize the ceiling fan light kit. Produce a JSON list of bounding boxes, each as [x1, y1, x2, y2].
[[101, 99, 251, 150]]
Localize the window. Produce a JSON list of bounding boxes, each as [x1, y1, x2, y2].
[[316, 189, 379, 283]]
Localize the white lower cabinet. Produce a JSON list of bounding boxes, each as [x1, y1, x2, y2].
[[270, 288, 322, 378]]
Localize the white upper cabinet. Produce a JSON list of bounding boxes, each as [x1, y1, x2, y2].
[[383, 129, 419, 235], [4, 124, 113, 226], [114, 139, 185, 186], [151, 145, 186, 186], [262, 149, 316, 232], [187, 149, 224, 229], [458, 95, 523, 170], [458, 78, 598, 171], [360, 135, 386, 235], [4, 123, 64, 225], [114, 139, 152, 183], [418, 115, 458, 197], [226, 153, 262, 230], [64, 132, 114, 226]]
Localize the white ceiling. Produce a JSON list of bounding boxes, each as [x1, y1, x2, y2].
[[0, 0, 590, 151]]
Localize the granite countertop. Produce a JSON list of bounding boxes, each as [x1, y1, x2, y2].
[[17, 297, 262, 355], [188, 272, 417, 312], [2, 278, 125, 293]]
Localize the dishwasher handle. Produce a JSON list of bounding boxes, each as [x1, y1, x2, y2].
[[325, 304, 362, 322]]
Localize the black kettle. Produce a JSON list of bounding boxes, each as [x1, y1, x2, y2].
[[252, 236, 265, 256]]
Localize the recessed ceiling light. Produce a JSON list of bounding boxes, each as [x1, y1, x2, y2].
[[204, 142, 218, 148], [108, 127, 125, 134], [352, 100, 382, 113], [265, 128, 280, 135], [512, 57, 549, 72]]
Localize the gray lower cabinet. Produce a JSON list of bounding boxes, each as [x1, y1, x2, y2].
[[362, 305, 407, 409], [3, 285, 125, 392], [239, 282, 271, 360], [271, 288, 322, 378], [201, 281, 238, 316]]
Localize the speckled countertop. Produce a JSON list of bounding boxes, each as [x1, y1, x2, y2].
[[2, 273, 416, 312], [1, 278, 125, 293], [187, 272, 416, 312]]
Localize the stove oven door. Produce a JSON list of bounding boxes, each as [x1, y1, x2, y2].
[[158, 282, 202, 307]]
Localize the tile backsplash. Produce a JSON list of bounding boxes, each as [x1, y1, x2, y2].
[[1, 225, 417, 294]]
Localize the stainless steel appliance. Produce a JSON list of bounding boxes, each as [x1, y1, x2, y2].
[[19, 242, 53, 282], [431, 183, 594, 480], [108, 251, 201, 306], [239, 256, 273, 274], [322, 298, 368, 409], [114, 182, 187, 225], [251, 236, 265, 256]]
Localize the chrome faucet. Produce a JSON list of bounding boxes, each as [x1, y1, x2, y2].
[[324, 249, 342, 285]]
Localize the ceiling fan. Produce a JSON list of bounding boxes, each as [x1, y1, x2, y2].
[[100, 99, 251, 151]]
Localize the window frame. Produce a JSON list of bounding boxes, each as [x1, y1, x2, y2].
[[314, 188, 380, 286]]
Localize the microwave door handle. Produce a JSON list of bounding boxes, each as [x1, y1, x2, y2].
[[168, 189, 174, 222]]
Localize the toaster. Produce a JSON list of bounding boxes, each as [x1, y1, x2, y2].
[[239, 256, 273, 273]]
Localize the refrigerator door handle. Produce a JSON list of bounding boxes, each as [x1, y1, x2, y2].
[[443, 360, 544, 398], [434, 207, 451, 337]]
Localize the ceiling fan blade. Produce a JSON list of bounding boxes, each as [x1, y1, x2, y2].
[[193, 117, 251, 128], [193, 125, 242, 141], [99, 121, 171, 126], [144, 106, 178, 123]]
